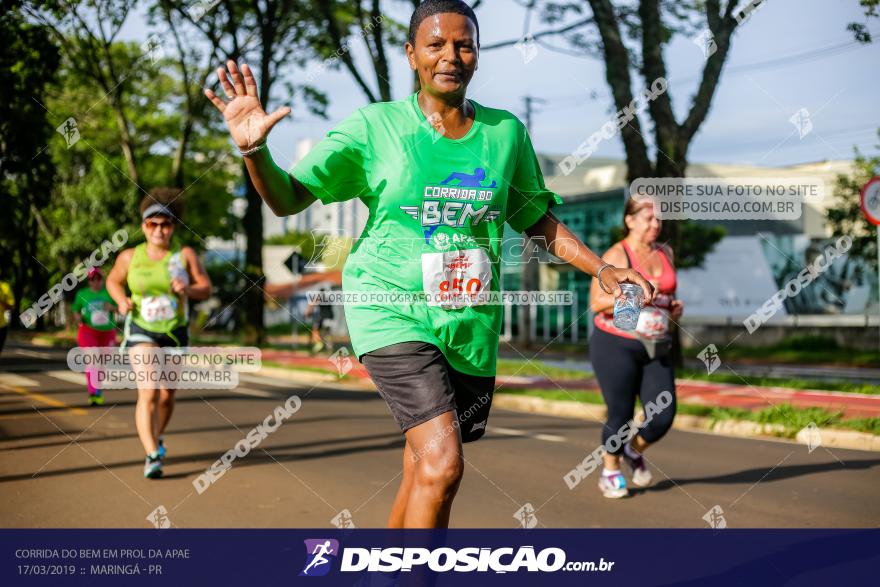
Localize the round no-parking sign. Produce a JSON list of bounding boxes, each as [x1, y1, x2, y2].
[[861, 176, 880, 225]]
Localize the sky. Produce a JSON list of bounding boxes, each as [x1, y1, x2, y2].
[[123, 0, 880, 171]]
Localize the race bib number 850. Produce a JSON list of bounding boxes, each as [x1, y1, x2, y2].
[[422, 248, 492, 309]]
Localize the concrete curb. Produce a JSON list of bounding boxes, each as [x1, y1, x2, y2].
[[492, 394, 880, 452], [255, 366, 880, 452]]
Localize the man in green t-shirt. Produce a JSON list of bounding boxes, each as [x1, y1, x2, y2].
[[206, 0, 654, 528], [72, 267, 118, 405]]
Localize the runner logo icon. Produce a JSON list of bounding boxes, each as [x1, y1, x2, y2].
[[441, 167, 497, 188], [300, 539, 339, 577]]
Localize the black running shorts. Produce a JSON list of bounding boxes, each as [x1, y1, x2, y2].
[[123, 317, 189, 348], [361, 341, 495, 443]]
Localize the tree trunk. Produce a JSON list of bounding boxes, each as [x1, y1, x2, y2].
[[241, 165, 265, 345], [171, 117, 193, 188]]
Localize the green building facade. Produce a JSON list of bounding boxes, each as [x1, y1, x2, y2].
[[500, 188, 626, 342]]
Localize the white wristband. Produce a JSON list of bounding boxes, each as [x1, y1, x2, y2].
[[239, 141, 267, 157]]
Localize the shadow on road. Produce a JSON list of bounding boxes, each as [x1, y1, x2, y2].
[[0, 386, 382, 418], [0, 431, 518, 484], [645, 459, 880, 492], [0, 414, 390, 451]]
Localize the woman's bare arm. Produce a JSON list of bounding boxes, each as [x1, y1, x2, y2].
[[589, 244, 629, 314], [524, 211, 655, 304], [241, 149, 316, 216]]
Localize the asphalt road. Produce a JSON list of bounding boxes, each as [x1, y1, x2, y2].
[[1, 341, 878, 529]]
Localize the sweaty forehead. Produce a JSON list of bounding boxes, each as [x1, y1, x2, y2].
[[416, 12, 477, 41]]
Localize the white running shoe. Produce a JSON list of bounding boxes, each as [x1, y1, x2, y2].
[[598, 470, 628, 498], [624, 445, 653, 487]]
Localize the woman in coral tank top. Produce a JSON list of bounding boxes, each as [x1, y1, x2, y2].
[[589, 198, 684, 498]]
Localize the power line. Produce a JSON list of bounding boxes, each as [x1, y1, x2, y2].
[[534, 39, 874, 113]]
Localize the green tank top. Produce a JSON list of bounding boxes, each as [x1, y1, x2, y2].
[[127, 243, 188, 332]]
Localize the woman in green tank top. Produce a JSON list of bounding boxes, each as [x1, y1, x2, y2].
[[107, 189, 212, 479]]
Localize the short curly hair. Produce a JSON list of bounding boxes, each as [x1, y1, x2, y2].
[[139, 187, 184, 221], [408, 0, 480, 47]]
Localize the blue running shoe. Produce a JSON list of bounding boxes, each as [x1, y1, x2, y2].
[[144, 452, 163, 479]]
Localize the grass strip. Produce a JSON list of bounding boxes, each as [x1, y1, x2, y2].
[[496, 388, 880, 437]]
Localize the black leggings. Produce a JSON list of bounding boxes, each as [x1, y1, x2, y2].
[[589, 326, 677, 455]]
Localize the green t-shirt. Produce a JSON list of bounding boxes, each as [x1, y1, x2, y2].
[[127, 243, 188, 333], [72, 287, 117, 331], [291, 93, 561, 376]]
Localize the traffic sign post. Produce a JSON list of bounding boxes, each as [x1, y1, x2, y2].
[[860, 176, 880, 349]]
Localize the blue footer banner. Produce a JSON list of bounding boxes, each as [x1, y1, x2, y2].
[[1, 529, 876, 586]]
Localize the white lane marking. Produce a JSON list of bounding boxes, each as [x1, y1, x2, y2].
[[533, 433, 566, 443], [46, 370, 87, 385], [0, 373, 40, 387], [489, 427, 565, 443], [230, 387, 274, 398], [14, 349, 52, 359]]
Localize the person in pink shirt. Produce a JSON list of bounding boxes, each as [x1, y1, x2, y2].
[[72, 267, 117, 405]]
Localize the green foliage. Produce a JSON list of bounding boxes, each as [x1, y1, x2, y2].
[[0, 3, 61, 318], [826, 133, 880, 274], [775, 335, 841, 352], [684, 335, 879, 367], [665, 221, 726, 270], [848, 0, 879, 42], [754, 404, 841, 432], [35, 38, 237, 286]]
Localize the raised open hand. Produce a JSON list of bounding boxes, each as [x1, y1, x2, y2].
[[204, 61, 290, 151]]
